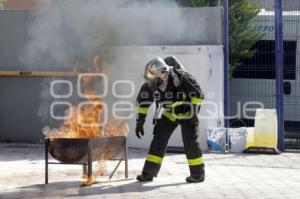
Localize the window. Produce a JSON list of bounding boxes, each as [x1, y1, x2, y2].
[[232, 40, 296, 80]]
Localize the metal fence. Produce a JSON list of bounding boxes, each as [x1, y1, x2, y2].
[[227, 0, 300, 150], [282, 0, 300, 149]]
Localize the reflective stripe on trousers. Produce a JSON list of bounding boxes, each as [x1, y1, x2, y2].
[[188, 156, 204, 166], [146, 154, 162, 164]]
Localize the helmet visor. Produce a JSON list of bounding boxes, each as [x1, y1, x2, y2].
[[144, 69, 157, 80]]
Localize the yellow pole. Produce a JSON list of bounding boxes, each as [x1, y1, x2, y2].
[[0, 71, 80, 77]]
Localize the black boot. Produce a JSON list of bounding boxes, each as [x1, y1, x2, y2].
[[186, 175, 205, 183], [136, 172, 153, 182], [186, 167, 205, 183]]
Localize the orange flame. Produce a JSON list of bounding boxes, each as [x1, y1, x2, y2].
[[43, 56, 128, 138], [43, 56, 128, 186]]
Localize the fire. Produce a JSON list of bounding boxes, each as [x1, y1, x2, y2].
[[43, 56, 128, 186], [81, 175, 96, 187], [43, 55, 128, 138]]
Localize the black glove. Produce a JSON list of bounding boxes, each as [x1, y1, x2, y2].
[[135, 120, 145, 139]]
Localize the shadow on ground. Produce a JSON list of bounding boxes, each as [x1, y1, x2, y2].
[[0, 179, 188, 199]]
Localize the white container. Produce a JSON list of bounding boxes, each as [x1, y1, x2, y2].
[[228, 127, 247, 153], [252, 109, 278, 149]]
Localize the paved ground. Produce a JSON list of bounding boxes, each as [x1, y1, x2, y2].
[[0, 143, 300, 199]]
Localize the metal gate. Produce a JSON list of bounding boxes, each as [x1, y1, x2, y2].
[[228, 0, 300, 150], [229, 0, 277, 130], [282, 0, 300, 150]]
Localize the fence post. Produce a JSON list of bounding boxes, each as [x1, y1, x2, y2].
[[223, 0, 230, 129], [275, 0, 284, 151]]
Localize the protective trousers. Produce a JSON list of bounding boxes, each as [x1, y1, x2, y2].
[[142, 116, 204, 177]]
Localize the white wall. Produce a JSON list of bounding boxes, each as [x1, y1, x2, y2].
[[103, 45, 224, 151], [0, 8, 223, 143]]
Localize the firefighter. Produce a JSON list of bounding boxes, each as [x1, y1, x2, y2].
[[135, 56, 205, 183]]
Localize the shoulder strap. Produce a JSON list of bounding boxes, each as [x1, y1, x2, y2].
[[170, 68, 181, 88]]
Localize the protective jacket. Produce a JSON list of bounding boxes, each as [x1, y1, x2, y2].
[[136, 68, 204, 122]]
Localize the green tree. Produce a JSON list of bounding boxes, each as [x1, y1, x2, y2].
[[191, 0, 221, 7], [177, 0, 221, 6], [181, 0, 263, 77], [0, 0, 6, 9]]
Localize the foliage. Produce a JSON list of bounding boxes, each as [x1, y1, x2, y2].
[[180, 0, 263, 77]]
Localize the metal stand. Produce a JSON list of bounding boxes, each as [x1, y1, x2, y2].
[[108, 138, 128, 179], [45, 137, 128, 184]]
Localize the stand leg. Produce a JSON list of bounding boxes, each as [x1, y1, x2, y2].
[[108, 159, 123, 180], [45, 139, 49, 184], [88, 140, 92, 178], [125, 137, 128, 178]]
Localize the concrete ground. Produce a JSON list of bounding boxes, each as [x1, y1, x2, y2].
[[0, 143, 300, 199]]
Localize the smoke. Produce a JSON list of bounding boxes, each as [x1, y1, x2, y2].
[[38, 77, 78, 124], [21, 0, 204, 122], [19, 0, 188, 69]]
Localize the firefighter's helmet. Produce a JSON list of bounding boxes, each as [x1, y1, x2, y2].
[[144, 57, 170, 90], [144, 57, 170, 80]]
